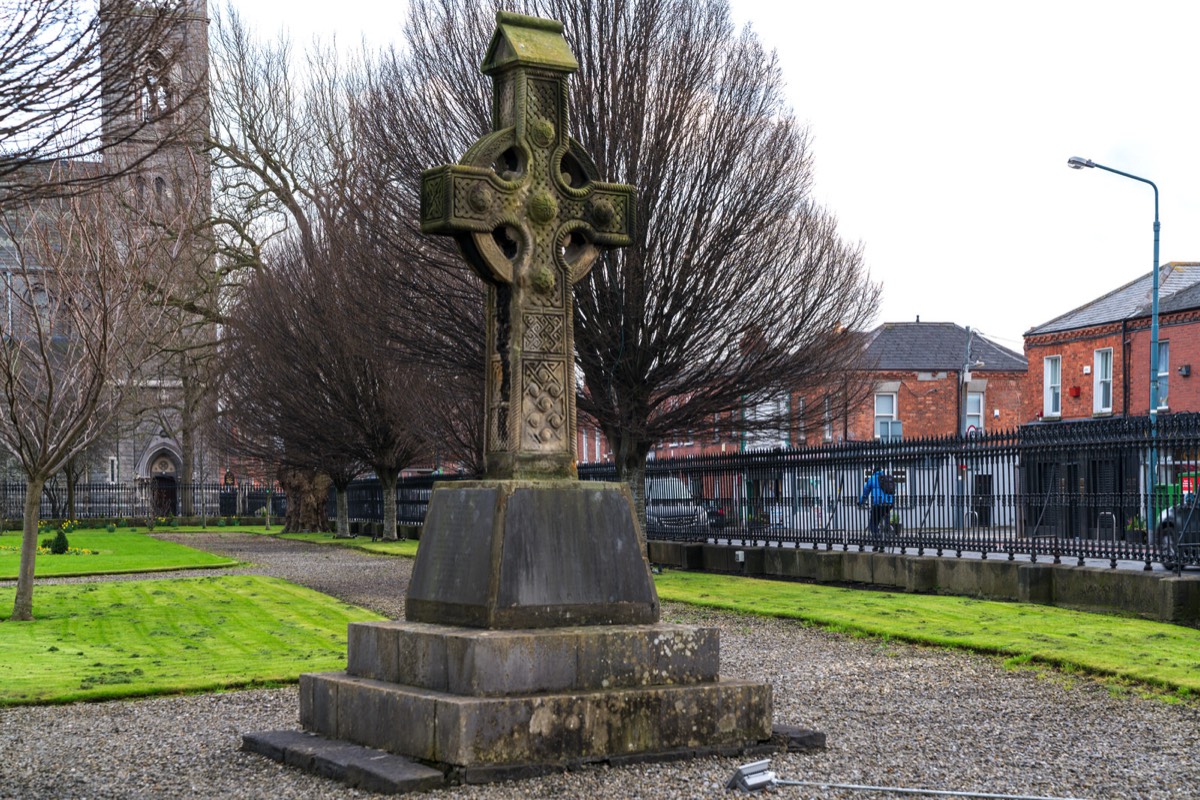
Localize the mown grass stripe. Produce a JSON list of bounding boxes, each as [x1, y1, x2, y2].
[[655, 570, 1200, 693], [0, 575, 381, 706], [0, 531, 236, 579]]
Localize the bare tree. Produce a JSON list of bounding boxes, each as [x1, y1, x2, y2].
[[0, 0, 202, 207], [2, 167, 186, 620], [2, 0, 219, 513], [215, 236, 428, 536], [355, 0, 879, 505], [207, 11, 463, 530]]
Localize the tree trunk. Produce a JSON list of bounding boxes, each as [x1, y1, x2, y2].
[[11, 475, 46, 620], [334, 480, 351, 537], [378, 468, 399, 541], [179, 368, 197, 516], [278, 467, 331, 533], [613, 435, 649, 548], [65, 469, 76, 520]]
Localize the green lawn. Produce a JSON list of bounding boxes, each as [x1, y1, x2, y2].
[[8, 527, 1200, 706], [274, 531, 420, 558], [0, 575, 382, 706], [213, 530, 1200, 697], [655, 570, 1200, 695], [0, 531, 238, 579]]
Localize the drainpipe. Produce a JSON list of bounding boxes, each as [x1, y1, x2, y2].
[[1121, 319, 1129, 416]]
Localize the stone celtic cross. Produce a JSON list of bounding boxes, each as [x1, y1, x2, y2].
[[421, 11, 635, 480]]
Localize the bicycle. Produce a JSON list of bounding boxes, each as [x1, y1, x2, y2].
[[858, 501, 899, 552]]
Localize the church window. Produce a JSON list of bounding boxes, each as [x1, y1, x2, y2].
[[140, 53, 173, 121]]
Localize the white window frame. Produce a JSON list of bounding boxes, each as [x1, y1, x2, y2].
[[966, 391, 984, 432], [1043, 356, 1061, 417], [1094, 348, 1113, 413], [822, 396, 833, 442], [581, 428, 589, 462], [874, 393, 897, 440], [1157, 340, 1170, 409], [108, 456, 118, 484]]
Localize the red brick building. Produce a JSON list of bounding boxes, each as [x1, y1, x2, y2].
[[575, 321, 1028, 463], [1024, 262, 1200, 423], [829, 321, 1027, 441]]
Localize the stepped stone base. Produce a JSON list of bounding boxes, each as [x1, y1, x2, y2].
[[299, 621, 773, 768], [301, 671, 772, 767], [345, 620, 720, 694]]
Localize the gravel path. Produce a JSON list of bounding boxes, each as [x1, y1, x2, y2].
[[2, 532, 1199, 799]]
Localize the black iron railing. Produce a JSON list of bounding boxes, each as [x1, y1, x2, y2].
[[8, 414, 1200, 570], [330, 475, 446, 526], [577, 415, 1200, 571], [0, 480, 284, 522]]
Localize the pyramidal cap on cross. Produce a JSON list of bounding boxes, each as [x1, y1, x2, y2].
[[420, 11, 636, 481]]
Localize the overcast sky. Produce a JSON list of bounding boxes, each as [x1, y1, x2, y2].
[[232, 0, 1200, 353]]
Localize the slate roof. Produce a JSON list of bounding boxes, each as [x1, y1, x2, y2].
[[1026, 262, 1200, 336], [860, 321, 1027, 372]]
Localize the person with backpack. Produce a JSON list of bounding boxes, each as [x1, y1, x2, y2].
[[858, 464, 895, 548]]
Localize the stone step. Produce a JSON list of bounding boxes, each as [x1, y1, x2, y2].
[[243, 725, 812, 793], [347, 620, 719, 695], [241, 729, 445, 794]]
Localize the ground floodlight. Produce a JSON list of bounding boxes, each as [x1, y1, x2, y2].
[[725, 759, 776, 792]]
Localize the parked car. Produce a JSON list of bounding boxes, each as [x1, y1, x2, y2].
[[1156, 493, 1200, 568], [645, 476, 708, 537], [701, 498, 728, 529]]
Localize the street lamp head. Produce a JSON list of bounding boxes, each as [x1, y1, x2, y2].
[[1067, 156, 1094, 170]]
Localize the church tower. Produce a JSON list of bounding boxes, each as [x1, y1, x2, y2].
[[100, 0, 210, 222], [97, 1, 213, 511]]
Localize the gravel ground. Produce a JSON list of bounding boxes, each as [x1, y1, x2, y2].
[[2, 532, 1199, 799]]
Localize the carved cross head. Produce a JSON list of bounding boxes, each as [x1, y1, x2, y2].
[[419, 11, 636, 479]]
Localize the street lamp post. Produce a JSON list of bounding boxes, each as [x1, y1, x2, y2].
[[1067, 156, 1160, 556]]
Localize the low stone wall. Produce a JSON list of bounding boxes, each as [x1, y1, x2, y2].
[[646, 541, 1200, 626]]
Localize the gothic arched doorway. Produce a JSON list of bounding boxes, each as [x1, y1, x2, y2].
[[148, 452, 179, 517]]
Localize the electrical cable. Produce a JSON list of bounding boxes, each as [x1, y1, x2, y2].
[[769, 777, 1085, 800], [727, 760, 1086, 800]]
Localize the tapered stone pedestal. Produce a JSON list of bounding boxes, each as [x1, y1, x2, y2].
[[406, 480, 660, 628]]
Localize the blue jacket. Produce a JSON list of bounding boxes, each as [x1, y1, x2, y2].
[[859, 471, 894, 505]]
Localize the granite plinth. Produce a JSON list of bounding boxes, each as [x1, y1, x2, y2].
[[405, 480, 659, 628]]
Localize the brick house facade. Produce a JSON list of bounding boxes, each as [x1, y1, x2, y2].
[[835, 322, 1027, 441], [1024, 263, 1200, 423]]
